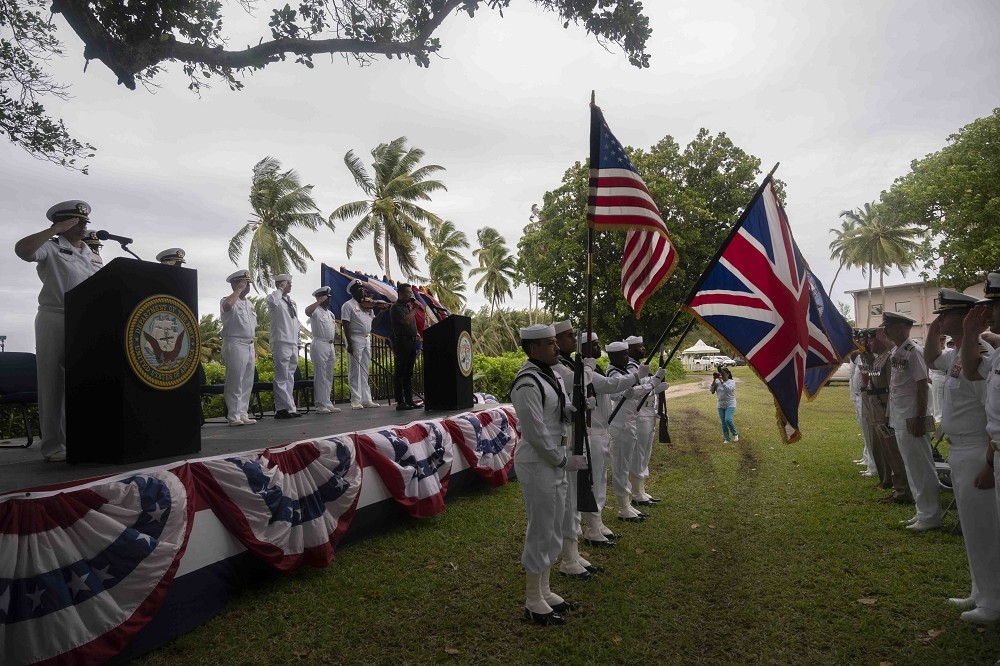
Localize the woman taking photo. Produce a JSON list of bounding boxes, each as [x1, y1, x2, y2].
[[710, 367, 739, 444]]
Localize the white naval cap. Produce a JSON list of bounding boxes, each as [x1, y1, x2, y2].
[[227, 269, 250, 283], [553, 320, 573, 334], [347, 278, 364, 294], [46, 200, 91, 223], [881, 310, 915, 326], [577, 331, 598, 344], [156, 248, 186, 263], [313, 286, 331, 298], [606, 341, 628, 353], [978, 271, 1000, 303], [625, 335, 643, 346], [274, 274, 292, 284], [520, 324, 556, 340]]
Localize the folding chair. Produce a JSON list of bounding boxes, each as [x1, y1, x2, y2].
[[0, 352, 40, 448], [932, 428, 960, 534]]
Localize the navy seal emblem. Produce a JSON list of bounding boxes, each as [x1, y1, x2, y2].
[[457, 330, 473, 377], [126, 295, 200, 390]]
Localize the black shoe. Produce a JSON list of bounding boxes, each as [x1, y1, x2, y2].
[[617, 515, 645, 523], [523, 608, 566, 626], [274, 410, 293, 420], [584, 564, 605, 574], [549, 600, 578, 613], [631, 498, 654, 507], [645, 496, 662, 503], [407, 402, 422, 409], [558, 570, 591, 581], [584, 538, 615, 548], [396, 404, 417, 411], [290, 411, 302, 418], [634, 510, 650, 519]]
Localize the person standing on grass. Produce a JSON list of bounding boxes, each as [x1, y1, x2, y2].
[[626, 335, 665, 507], [860, 328, 912, 505], [710, 366, 738, 444], [510, 324, 585, 626], [925, 288, 1000, 624], [880, 310, 942, 532], [607, 341, 647, 523]]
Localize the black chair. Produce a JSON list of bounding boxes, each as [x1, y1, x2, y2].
[[250, 367, 272, 419], [0, 352, 40, 448], [293, 364, 314, 413], [197, 362, 228, 425]]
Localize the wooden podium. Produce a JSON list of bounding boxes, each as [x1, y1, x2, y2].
[[422, 315, 474, 411], [65, 258, 202, 464]]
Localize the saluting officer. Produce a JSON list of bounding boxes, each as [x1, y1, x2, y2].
[[860, 328, 911, 504], [341, 279, 388, 409], [266, 274, 302, 419], [510, 324, 585, 626], [925, 288, 1000, 623], [14, 200, 103, 462], [880, 310, 942, 531], [220, 269, 258, 426], [305, 286, 341, 414]]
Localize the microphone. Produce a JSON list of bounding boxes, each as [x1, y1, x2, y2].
[[95, 230, 134, 245]]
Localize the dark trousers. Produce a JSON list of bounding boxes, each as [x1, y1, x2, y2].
[[392, 336, 417, 405]]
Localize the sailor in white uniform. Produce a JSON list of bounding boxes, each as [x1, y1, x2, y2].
[[14, 200, 103, 462], [305, 286, 341, 414], [626, 335, 666, 506], [511, 323, 586, 626], [340, 279, 388, 409], [925, 288, 1000, 624], [266, 274, 303, 418], [220, 269, 258, 426], [881, 310, 942, 531]]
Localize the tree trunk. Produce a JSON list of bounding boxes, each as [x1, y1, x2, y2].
[[865, 263, 874, 327]]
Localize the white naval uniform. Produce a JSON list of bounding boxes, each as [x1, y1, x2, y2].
[[309, 306, 337, 410], [976, 348, 1000, 544], [552, 357, 582, 537], [27, 237, 102, 458], [628, 358, 657, 481], [608, 363, 639, 498], [266, 289, 301, 413], [511, 359, 571, 574], [340, 299, 376, 407], [934, 342, 1000, 613], [220, 298, 257, 422], [889, 339, 942, 524], [851, 357, 877, 474], [587, 363, 639, 513]]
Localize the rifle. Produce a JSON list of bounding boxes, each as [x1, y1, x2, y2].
[[573, 345, 599, 513], [657, 348, 671, 444]]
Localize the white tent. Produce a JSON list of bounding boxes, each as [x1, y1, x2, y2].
[[681, 339, 720, 355]]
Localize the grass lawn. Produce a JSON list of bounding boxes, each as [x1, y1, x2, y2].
[[136, 367, 999, 666]]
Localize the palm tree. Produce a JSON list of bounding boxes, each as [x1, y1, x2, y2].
[[839, 202, 921, 326], [228, 156, 329, 290], [469, 227, 517, 315], [199, 314, 223, 363], [329, 137, 447, 281], [827, 216, 861, 294], [426, 219, 470, 312]]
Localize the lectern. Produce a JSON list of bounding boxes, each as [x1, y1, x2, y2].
[[65, 258, 202, 464], [422, 315, 474, 411]]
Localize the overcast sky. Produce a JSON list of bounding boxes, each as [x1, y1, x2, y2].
[[3, 0, 999, 353]]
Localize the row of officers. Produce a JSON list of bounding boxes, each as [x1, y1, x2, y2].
[[849, 277, 1000, 626], [14, 199, 419, 462], [509, 321, 669, 626]]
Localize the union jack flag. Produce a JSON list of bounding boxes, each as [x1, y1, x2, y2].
[[587, 104, 678, 315], [685, 178, 814, 442], [803, 270, 856, 397]]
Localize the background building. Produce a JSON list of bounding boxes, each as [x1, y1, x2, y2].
[[847, 280, 986, 343]]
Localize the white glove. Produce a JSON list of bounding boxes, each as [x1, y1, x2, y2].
[[586, 396, 597, 410], [563, 404, 577, 421], [563, 455, 588, 472], [583, 357, 596, 370], [653, 381, 669, 394], [654, 368, 666, 381], [630, 385, 647, 398], [637, 364, 651, 380]]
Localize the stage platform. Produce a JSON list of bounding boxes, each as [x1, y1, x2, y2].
[[0, 401, 491, 494], [0, 399, 518, 665]]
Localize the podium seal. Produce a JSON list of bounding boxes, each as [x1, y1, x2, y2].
[[457, 330, 473, 377], [126, 295, 201, 390]]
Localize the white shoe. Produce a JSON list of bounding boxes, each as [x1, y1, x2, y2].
[[723, 440, 730, 445], [364, 401, 381, 408], [906, 520, 941, 532], [961, 607, 1000, 624], [329, 406, 342, 413], [240, 414, 257, 425], [732, 435, 739, 442], [315, 407, 332, 414], [351, 404, 364, 410], [228, 419, 244, 427], [44, 451, 67, 462], [948, 596, 976, 610], [899, 515, 920, 525]]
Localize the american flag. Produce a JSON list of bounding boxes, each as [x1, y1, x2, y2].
[[685, 178, 814, 442], [587, 104, 678, 315]]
